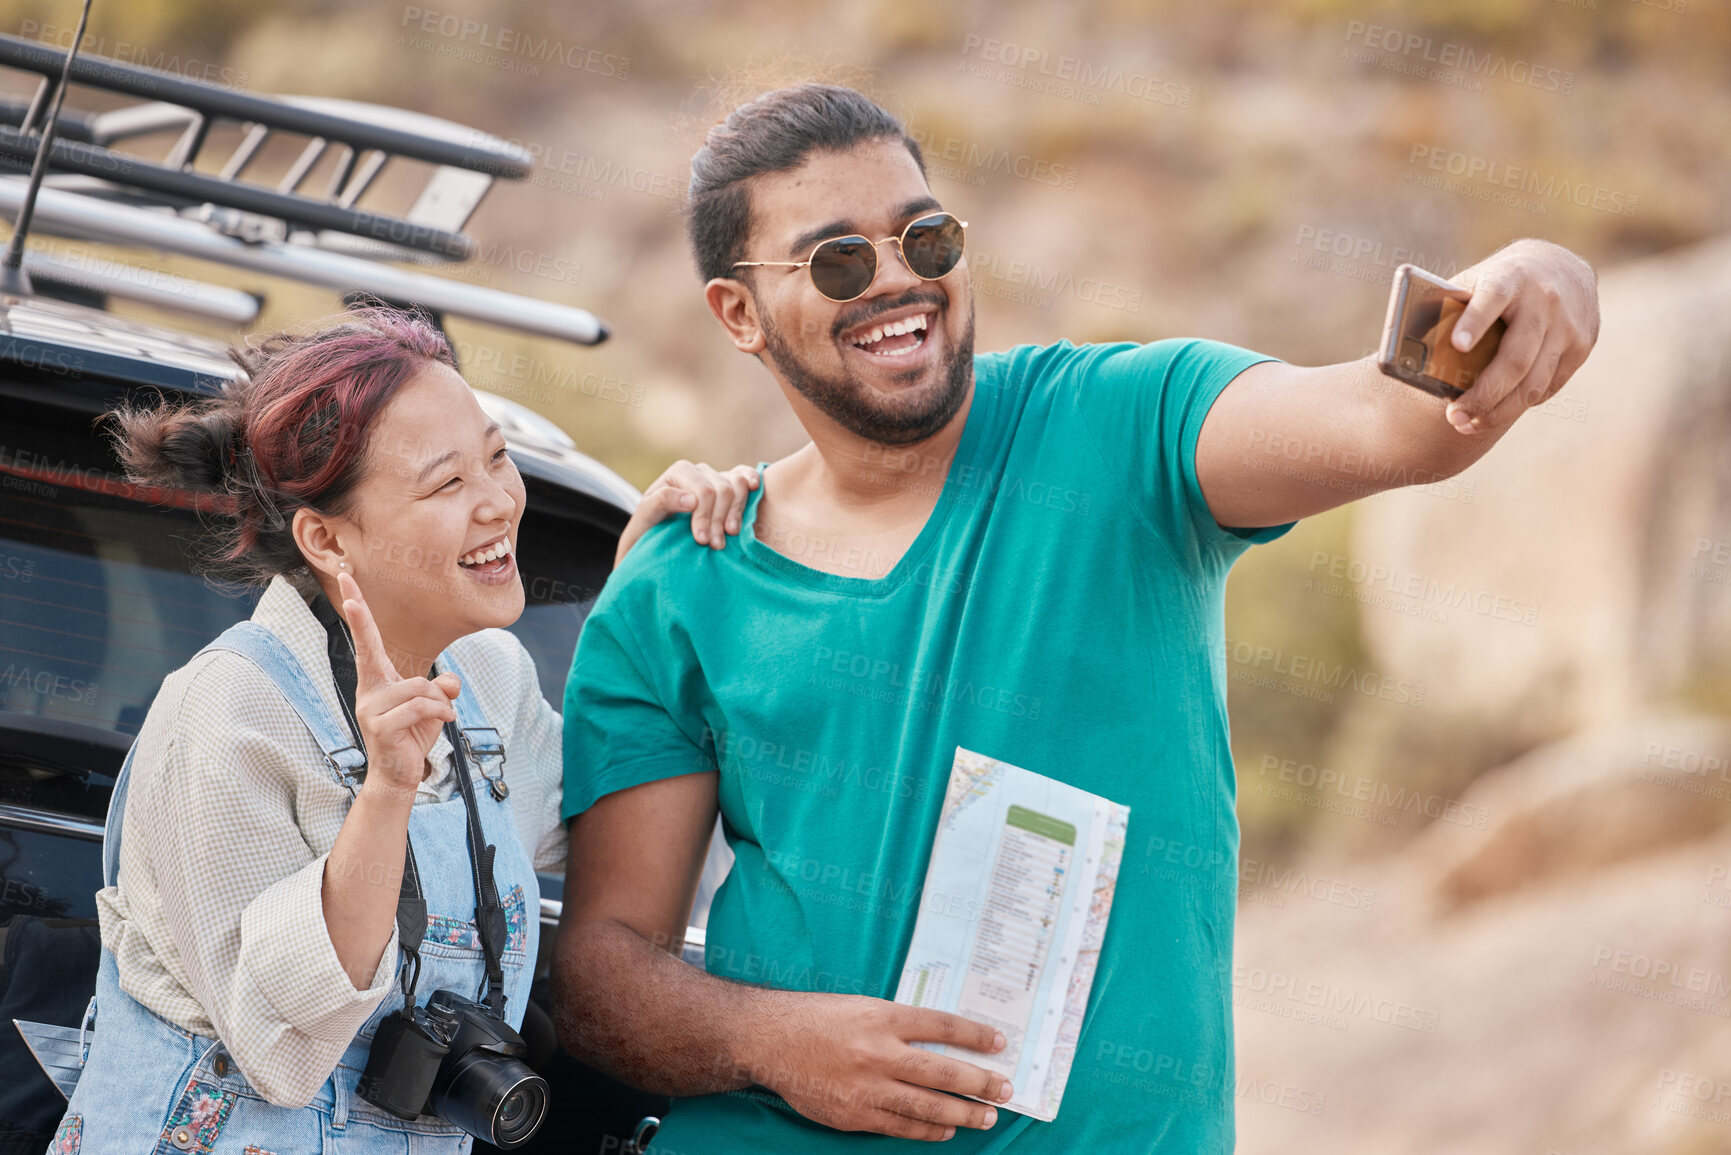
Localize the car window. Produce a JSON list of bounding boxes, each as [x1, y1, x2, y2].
[[1, 463, 261, 741], [505, 482, 615, 709], [2, 400, 250, 826]]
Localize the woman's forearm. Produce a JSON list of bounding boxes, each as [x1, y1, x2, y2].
[[321, 780, 415, 988]]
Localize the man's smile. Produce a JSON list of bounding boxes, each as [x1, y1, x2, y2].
[[842, 308, 937, 361]]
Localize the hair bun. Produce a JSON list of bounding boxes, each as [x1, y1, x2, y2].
[[111, 400, 242, 493], [169, 409, 242, 491]]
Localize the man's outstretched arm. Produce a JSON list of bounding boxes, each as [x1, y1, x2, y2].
[[551, 771, 1013, 1142], [1196, 238, 1600, 528]]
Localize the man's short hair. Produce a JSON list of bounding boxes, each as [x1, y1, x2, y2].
[[686, 83, 927, 284]]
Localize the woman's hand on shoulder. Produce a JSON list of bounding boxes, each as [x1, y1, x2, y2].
[[615, 461, 760, 568]]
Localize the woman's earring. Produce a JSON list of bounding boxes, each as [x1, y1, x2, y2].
[[337, 561, 348, 570]]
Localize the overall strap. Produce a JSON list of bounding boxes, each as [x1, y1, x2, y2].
[[100, 746, 139, 890], [102, 620, 365, 889], [202, 620, 369, 792], [436, 648, 509, 1012], [439, 648, 508, 800]]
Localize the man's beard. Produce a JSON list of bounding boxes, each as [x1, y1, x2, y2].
[[759, 289, 976, 447]]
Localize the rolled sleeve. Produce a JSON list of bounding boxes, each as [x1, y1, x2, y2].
[[135, 661, 397, 1107], [239, 853, 397, 1041]]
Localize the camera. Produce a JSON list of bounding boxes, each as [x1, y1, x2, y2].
[[358, 989, 550, 1147]]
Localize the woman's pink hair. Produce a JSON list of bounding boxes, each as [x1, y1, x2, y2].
[[112, 305, 458, 583]]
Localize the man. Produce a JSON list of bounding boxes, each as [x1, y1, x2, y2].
[[552, 84, 1597, 1152]]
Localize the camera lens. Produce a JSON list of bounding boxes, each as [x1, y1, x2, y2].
[[431, 1052, 549, 1148], [491, 1076, 548, 1146], [1398, 336, 1428, 374], [497, 1081, 544, 1132]]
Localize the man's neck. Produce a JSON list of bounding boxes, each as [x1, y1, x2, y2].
[[776, 381, 975, 510], [754, 382, 975, 579]]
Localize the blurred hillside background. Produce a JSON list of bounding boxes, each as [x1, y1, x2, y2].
[[2, 0, 1728, 1150]]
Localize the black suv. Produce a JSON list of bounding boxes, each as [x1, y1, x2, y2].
[[0, 30, 681, 1155]]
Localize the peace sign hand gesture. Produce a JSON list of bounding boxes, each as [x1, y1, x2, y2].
[[338, 571, 461, 800]]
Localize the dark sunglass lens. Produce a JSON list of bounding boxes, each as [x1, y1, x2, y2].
[[809, 237, 876, 300], [903, 215, 965, 280]]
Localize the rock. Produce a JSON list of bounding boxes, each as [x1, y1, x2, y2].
[[1233, 712, 1731, 1154], [1341, 234, 1731, 786], [1235, 825, 1731, 1155], [1405, 715, 1731, 913]]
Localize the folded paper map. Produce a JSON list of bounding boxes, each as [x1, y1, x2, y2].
[[894, 746, 1130, 1122]]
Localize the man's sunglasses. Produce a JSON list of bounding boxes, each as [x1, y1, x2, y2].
[[731, 211, 968, 303]]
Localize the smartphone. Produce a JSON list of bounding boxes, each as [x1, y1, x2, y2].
[[1376, 264, 1507, 400]]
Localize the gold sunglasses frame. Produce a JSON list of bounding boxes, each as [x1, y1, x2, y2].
[[730, 212, 969, 302]]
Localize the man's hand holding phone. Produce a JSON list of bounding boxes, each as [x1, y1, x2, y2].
[[1380, 239, 1599, 435]]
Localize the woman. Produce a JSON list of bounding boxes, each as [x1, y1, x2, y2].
[[49, 307, 752, 1152]]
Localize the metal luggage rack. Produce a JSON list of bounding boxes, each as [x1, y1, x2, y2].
[[0, 31, 608, 344]]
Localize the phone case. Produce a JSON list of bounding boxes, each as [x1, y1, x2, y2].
[[1377, 264, 1506, 400]]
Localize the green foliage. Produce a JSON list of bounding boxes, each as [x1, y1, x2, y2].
[[1223, 506, 1362, 857]]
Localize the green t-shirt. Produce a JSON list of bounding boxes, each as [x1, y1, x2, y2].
[[563, 338, 1288, 1154]]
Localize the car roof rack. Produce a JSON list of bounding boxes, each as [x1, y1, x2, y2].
[[0, 32, 610, 345]]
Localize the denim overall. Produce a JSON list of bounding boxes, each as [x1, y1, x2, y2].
[[47, 621, 539, 1154]]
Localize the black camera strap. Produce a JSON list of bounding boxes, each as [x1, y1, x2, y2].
[[445, 721, 509, 1015], [311, 593, 506, 1015]]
